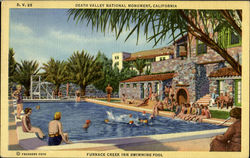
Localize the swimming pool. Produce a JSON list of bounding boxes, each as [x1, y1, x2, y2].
[[24, 101, 225, 142]]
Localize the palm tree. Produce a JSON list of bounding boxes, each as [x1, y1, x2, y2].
[[68, 9, 242, 74], [133, 58, 147, 75], [67, 50, 103, 96], [42, 58, 69, 96], [15, 60, 40, 96]]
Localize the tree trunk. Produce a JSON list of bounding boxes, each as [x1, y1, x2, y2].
[[24, 89, 30, 97], [80, 89, 85, 96], [179, 10, 242, 75], [55, 84, 61, 96], [80, 85, 86, 97]]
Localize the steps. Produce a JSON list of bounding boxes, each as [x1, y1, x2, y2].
[[195, 94, 211, 106]]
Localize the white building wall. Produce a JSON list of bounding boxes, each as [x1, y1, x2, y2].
[[155, 55, 170, 62], [112, 52, 131, 71]]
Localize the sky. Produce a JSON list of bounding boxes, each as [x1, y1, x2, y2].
[[10, 9, 172, 65]]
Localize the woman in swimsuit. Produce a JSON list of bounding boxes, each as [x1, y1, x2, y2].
[[210, 108, 241, 151], [75, 90, 81, 102], [48, 112, 72, 145], [12, 84, 23, 119], [22, 108, 45, 139], [195, 105, 211, 122]]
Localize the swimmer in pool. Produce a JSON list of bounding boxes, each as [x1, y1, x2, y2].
[[83, 120, 91, 129], [104, 119, 109, 123], [129, 120, 134, 125], [36, 105, 40, 110], [138, 118, 148, 124]]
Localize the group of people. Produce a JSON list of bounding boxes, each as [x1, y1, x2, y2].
[[215, 92, 234, 109], [104, 111, 153, 126], [174, 103, 211, 122]]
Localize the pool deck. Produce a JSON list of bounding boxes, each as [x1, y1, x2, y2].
[[8, 99, 231, 151]]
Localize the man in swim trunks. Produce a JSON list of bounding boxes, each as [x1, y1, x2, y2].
[[48, 112, 72, 145]]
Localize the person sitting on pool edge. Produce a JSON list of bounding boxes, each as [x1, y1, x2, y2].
[[48, 112, 72, 145], [128, 96, 136, 104], [210, 107, 241, 151], [121, 94, 127, 104], [135, 96, 150, 107], [22, 108, 45, 139], [152, 98, 164, 117]]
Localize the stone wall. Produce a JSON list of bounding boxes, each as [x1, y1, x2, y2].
[[195, 64, 210, 100], [119, 81, 165, 100], [119, 82, 141, 99], [171, 61, 196, 103], [151, 58, 184, 73]]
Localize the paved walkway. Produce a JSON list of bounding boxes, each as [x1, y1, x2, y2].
[[8, 104, 24, 150]]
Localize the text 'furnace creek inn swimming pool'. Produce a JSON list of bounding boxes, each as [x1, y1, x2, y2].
[[117, 32, 242, 106]]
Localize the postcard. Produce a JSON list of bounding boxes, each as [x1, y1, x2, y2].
[[1, 1, 249, 158]]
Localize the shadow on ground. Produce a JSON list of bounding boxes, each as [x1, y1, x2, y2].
[[80, 137, 177, 151]]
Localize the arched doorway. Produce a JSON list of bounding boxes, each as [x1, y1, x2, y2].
[[176, 88, 188, 105]]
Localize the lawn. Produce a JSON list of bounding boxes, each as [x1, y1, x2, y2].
[[210, 110, 230, 119], [164, 109, 230, 120], [95, 98, 121, 103]]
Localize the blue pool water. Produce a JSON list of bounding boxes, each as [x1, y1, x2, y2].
[[24, 101, 225, 141]]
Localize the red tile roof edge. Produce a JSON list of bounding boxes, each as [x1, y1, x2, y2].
[[124, 52, 174, 61], [209, 67, 241, 78], [120, 73, 175, 83]]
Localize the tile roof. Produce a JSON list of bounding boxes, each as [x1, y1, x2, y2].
[[124, 52, 173, 61], [120, 73, 175, 83], [209, 67, 240, 78]]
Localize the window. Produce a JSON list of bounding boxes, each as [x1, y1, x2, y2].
[[230, 31, 240, 46], [234, 80, 241, 106], [219, 28, 241, 48], [115, 56, 119, 59], [160, 57, 166, 61], [196, 40, 207, 55], [120, 84, 124, 88], [126, 84, 130, 88], [176, 45, 180, 57], [133, 83, 137, 88]]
